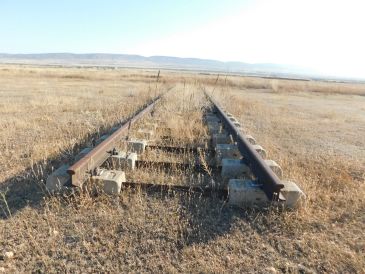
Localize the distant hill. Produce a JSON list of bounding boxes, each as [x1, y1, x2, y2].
[[0, 53, 315, 79]]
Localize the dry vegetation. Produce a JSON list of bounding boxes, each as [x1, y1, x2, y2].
[[0, 65, 364, 273]]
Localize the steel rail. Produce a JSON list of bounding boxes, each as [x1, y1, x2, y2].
[[205, 92, 284, 200], [67, 95, 162, 187]]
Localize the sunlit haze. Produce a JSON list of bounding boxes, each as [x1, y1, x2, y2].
[[1, 0, 364, 78]]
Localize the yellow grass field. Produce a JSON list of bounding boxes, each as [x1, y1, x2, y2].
[[0, 65, 364, 273]]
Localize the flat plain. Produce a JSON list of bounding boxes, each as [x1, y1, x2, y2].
[[0, 65, 364, 273]]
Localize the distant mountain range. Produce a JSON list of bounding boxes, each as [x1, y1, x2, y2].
[[0, 52, 317, 79]]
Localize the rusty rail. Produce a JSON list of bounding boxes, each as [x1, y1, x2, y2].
[[205, 92, 285, 200], [67, 96, 162, 187]]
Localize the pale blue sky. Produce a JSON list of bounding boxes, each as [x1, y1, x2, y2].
[[0, 0, 251, 53], [1, 0, 364, 78]]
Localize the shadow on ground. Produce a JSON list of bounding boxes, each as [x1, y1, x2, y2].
[[0, 116, 132, 219], [0, 100, 161, 219], [0, 113, 271, 248]]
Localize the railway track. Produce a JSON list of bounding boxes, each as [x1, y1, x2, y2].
[[46, 90, 305, 208]]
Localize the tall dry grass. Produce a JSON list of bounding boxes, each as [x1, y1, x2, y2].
[[0, 65, 364, 273], [212, 86, 365, 272]]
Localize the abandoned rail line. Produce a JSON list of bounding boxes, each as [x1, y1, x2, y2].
[[46, 91, 305, 209]]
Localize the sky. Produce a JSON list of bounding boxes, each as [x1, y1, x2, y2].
[[1, 0, 364, 78]]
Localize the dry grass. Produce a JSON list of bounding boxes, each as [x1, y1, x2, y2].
[[199, 73, 365, 96], [0, 65, 364, 273], [210, 85, 365, 273]]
